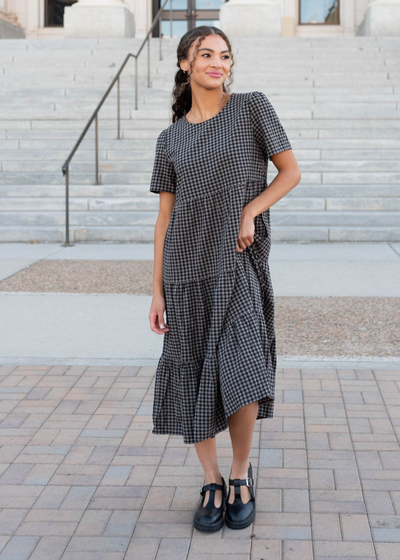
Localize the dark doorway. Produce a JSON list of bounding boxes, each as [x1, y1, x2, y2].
[[45, 0, 78, 27]]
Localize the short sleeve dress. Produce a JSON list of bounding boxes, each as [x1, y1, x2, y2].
[[149, 91, 292, 445]]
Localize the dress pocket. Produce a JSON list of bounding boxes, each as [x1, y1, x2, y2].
[[254, 213, 268, 238], [243, 180, 270, 239], [251, 210, 272, 261], [260, 208, 272, 239]]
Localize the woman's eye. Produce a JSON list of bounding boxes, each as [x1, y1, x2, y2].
[[201, 54, 230, 59]]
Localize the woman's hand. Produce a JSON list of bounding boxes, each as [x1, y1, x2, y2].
[[236, 209, 255, 253], [149, 294, 169, 334]]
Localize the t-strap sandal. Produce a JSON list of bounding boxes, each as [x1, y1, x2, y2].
[[193, 477, 227, 532], [225, 461, 256, 530]]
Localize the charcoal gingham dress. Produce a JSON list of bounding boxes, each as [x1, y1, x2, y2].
[[150, 91, 292, 445]]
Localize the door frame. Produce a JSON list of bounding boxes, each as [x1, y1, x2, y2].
[[298, 0, 340, 26], [154, 0, 223, 37]]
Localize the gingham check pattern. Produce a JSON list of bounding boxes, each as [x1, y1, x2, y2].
[[150, 91, 292, 444]]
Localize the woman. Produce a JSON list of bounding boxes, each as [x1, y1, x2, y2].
[[149, 26, 301, 532]]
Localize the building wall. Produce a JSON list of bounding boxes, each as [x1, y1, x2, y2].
[[0, 0, 150, 38], [1, 0, 372, 39]]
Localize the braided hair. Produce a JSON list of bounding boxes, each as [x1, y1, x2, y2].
[[171, 26, 235, 123]]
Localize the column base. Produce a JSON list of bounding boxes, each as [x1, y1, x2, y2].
[[219, 0, 282, 38], [358, 1, 400, 36], [0, 15, 25, 38], [64, 5, 135, 38]]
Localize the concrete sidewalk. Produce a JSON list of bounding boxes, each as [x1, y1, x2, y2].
[[1, 242, 400, 297], [0, 242, 399, 366]]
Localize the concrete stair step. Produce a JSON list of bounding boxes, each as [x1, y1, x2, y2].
[[2, 161, 155, 173], [99, 171, 400, 185], [1, 196, 399, 212], [0, 120, 169, 130], [2, 120, 400, 132], [0, 225, 399, 243], [4, 159, 400, 174], [16, 139, 161, 150], [0, 184, 399, 199], [0, 149, 157, 160], [3, 93, 400, 107], [0, 210, 398, 228], [7, 138, 400, 152], [3, 130, 161, 140], [3, 170, 397, 186], [0, 173, 102, 185]]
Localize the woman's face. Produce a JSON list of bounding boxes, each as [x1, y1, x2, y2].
[[180, 34, 231, 90]]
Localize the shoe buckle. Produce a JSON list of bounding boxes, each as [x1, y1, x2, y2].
[[245, 477, 253, 487]]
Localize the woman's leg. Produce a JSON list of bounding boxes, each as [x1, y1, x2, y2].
[[194, 436, 223, 507], [227, 401, 259, 504]]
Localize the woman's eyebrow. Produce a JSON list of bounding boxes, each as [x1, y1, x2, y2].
[[197, 48, 230, 53]]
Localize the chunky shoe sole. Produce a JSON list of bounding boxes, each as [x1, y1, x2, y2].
[[193, 511, 225, 532], [224, 502, 255, 530]]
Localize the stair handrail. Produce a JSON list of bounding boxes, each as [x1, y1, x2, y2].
[[61, 0, 173, 247]]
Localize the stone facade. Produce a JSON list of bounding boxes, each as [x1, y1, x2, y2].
[[1, 0, 400, 39], [64, 1, 135, 38]]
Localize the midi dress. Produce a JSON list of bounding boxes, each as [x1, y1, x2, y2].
[[149, 91, 292, 445]]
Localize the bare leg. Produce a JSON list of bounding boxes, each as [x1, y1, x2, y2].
[[194, 436, 223, 507], [227, 401, 259, 504]]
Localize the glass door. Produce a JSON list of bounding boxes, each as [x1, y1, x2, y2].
[[156, 0, 226, 38], [299, 0, 339, 25]]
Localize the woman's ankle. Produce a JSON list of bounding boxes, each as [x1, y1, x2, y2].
[[203, 470, 223, 484], [230, 458, 250, 478]]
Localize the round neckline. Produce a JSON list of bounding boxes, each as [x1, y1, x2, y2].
[[183, 92, 235, 125]]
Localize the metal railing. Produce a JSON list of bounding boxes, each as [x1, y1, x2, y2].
[[61, 0, 174, 247]]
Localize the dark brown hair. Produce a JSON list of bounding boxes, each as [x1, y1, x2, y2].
[[171, 26, 235, 123]]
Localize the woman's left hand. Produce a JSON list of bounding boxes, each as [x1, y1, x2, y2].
[[236, 209, 255, 253]]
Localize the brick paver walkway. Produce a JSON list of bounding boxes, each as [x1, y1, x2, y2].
[[0, 364, 399, 560]]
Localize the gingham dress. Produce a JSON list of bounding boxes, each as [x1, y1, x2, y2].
[[150, 91, 292, 445]]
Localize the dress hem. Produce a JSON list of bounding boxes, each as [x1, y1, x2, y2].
[[152, 390, 275, 445]]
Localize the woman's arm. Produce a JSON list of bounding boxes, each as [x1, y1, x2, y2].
[[152, 191, 175, 296], [244, 150, 301, 220], [237, 151, 301, 253], [149, 191, 176, 334]]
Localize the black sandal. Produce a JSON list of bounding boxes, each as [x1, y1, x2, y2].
[[225, 461, 256, 530], [193, 477, 227, 532]]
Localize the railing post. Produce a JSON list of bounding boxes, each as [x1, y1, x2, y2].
[[117, 76, 121, 139], [62, 165, 74, 247], [135, 57, 138, 110], [147, 34, 150, 88], [95, 114, 100, 185]]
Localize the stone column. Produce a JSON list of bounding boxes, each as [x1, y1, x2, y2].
[[0, 0, 25, 38], [64, 0, 135, 38], [358, 0, 400, 36], [219, 0, 282, 38]]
